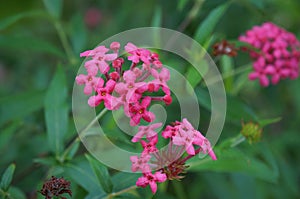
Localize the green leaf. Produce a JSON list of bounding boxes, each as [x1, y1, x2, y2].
[[195, 87, 258, 122], [0, 122, 20, 150], [188, 147, 278, 183], [69, 13, 87, 56], [0, 35, 64, 58], [0, 90, 45, 126], [259, 117, 281, 127], [85, 154, 113, 193], [64, 157, 104, 195], [177, 0, 189, 11], [194, 2, 230, 45], [112, 172, 139, 192], [45, 66, 68, 156], [0, 10, 44, 31], [151, 6, 162, 27], [43, 0, 63, 19], [0, 163, 16, 191], [220, 56, 234, 92], [7, 186, 26, 199]]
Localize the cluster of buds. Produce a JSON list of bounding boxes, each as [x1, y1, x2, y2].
[[76, 42, 216, 194], [212, 40, 238, 57], [39, 176, 72, 199], [239, 22, 300, 87]]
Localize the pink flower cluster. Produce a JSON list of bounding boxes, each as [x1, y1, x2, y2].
[[239, 22, 300, 87], [76, 42, 171, 126], [76, 42, 216, 194]]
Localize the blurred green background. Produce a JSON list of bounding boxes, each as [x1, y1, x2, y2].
[[0, 0, 300, 198]]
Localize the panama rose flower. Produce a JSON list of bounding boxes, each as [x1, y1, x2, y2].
[[239, 22, 300, 87]]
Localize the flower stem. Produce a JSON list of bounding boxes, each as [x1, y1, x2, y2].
[[53, 20, 77, 65], [103, 185, 137, 199], [59, 108, 108, 163]]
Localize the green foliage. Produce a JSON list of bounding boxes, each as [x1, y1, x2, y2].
[[45, 66, 68, 156], [0, 0, 300, 199], [0, 164, 15, 192]]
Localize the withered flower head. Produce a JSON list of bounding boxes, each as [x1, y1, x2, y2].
[[212, 40, 238, 57], [39, 176, 72, 199]]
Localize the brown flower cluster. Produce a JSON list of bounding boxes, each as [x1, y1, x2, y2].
[[39, 176, 72, 199]]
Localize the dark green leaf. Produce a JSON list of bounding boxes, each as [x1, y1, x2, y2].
[[0, 10, 45, 31], [195, 87, 258, 122], [220, 56, 234, 92], [188, 147, 278, 183], [7, 186, 26, 199], [64, 157, 104, 195], [43, 0, 63, 19], [177, 0, 189, 11], [0, 90, 45, 126], [259, 117, 281, 127], [69, 13, 87, 55], [45, 66, 68, 156], [0, 35, 64, 58], [112, 172, 139, 192], [151, 6, 162, 27], [0, 163, 16, 191], [194, 2, 230, 44], [85, 154, 113, 193], [0, 121, 20, 150]]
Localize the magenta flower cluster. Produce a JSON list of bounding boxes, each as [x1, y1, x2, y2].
[[76, 42, 216, 194], [239, 22, 300, 87]]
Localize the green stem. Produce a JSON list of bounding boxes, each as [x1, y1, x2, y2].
[[53, 21, 76, 65], [59, 108, 108, 163], [230, 134, 246, 148], [103, 185, 137, 199]]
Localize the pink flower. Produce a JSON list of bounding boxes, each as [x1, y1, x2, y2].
[[75, 74, 103, 95], [239, 22, 300, 86], [129, 97, 155, 126], [81, 45, 118, 74], [141, 135, 158, 154], [150, 68, 171, 95], [110, 42, 120, 53], [114, 70, 147, 103], [87, 79, 116, 109], [172, 128, 196, 155], [132, 123, 162, 142], [84, 8, 102, 29], [136, 172, 167, 194], [125, 43, 151, 64], [130, 154, 151, 173]]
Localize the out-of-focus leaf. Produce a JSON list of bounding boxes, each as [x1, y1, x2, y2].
[[195, 87, 257, 122], [0, 121, 20, 150], [151, 6, 162, 27], [0, 90, 45, 126], [188, 147, 278, 183], [7, 186, 26, 199], [33, 157, 57, 167], [65, 140, 80, 160], [85, 154, 113, 194], [220, 56, 234, 92], [194, 2, 230, 44], [111, 172, 139, 192], [64, 157, 104, 195], [0, 163, 15, 191], [177, 0, 189, 11], [0, 35, 64, 58], [45, 66, 68, 156], [259, 117, 281, 127], [70, 13, 87, 55], [43, 0, 63, 19], [0, 10, 44, 31]]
